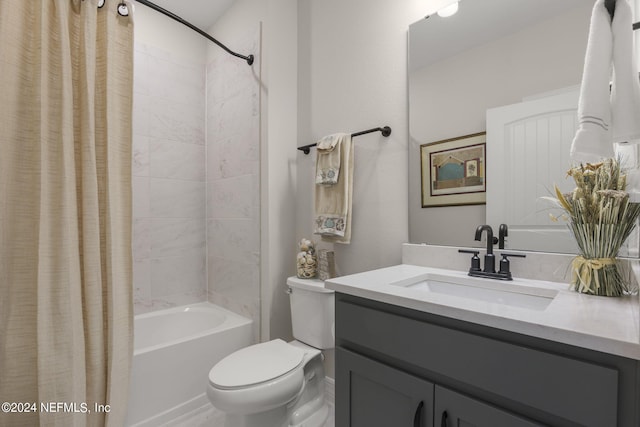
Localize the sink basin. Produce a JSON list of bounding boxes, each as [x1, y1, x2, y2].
[[391, 272, 559, 311]]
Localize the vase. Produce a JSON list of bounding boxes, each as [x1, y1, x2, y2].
[[297, 251, 317, 279], [296, 238, 317, 279]]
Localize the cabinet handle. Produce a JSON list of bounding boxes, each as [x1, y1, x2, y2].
[[440, 410, 448, 427], [413, 401, 424, 427]]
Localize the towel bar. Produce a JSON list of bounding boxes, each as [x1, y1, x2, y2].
[[297, 126, 392, 155]]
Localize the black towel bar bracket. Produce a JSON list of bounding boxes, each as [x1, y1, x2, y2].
[[297, 126, 392, 155]]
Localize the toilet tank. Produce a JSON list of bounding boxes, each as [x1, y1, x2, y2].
[[286, 276, 334, 349]]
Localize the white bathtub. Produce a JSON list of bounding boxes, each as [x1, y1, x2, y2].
[[125, 302, 253, 426]]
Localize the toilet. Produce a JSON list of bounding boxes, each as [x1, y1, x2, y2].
[[207, 277, 334, 427]]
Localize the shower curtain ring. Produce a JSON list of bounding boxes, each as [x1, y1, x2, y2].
[[97, 0, 105, 8], [117, 1, 129, 16]]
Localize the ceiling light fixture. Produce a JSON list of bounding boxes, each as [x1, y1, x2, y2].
[[437, 0, 459, 18]]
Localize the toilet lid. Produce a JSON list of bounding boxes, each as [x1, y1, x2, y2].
[[209, 339, 305, 389]]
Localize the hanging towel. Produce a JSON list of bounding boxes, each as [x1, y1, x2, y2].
[[610, 0, 640, 202], [571, 0, 640, 163], [611, 0, 640, 144], [570, 0, 614, 163], [315, 133, 348, 185], [314, 134, 354, 244]]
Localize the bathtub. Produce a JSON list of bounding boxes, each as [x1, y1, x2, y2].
[[125, 302, 253, 427]]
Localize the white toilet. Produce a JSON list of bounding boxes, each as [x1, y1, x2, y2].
[[207, 277, 334, 427]]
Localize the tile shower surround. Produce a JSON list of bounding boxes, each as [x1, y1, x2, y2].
[[132, 42, 207, 313], [206, 30, 261, 341], [131, 30, 261, 343]]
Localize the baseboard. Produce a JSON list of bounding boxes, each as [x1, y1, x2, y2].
[[325, 377, 335, 406], [126, 393, 209, 427]]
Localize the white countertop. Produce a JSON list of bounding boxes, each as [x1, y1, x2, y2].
[[326, 264, 640, 360]]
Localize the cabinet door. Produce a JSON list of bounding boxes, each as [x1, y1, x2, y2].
[[336, 348, 434, 427], [435, 386, 543, 427]]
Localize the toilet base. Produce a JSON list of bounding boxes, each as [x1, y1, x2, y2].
[[290, 402, 328, 427]]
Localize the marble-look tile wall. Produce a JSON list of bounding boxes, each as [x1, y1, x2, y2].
[[206, 29, 261, 341], [132, 42, 207, 314]]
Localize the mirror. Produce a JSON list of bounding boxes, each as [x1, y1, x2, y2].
[[408, 0, 593, 252]]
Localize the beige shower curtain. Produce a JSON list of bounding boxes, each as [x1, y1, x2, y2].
[[0, 1, 134, 426]]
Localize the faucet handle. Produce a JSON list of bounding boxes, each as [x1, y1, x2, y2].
[[498, 252, 526, 279], [500, 252, 526, 258], [458, 249, 481, 272]]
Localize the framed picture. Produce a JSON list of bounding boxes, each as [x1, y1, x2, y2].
[[420, 132, 486, 207]]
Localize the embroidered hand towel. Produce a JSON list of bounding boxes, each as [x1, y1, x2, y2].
[[315, 133, 348, 185], [314, 134, 354, 244], [570, 0, 614, 163]]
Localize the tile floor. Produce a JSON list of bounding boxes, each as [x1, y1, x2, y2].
[[164, 378, 335, 427], [165, 401, 335, 427]]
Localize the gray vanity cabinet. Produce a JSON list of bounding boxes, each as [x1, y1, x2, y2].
[[335, 293, 640, 427], [337, 347, 434, 427], [434, 386, 543, 427], [338, 346, 543, 427]]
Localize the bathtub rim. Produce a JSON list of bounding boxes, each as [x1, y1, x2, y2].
[[133, 302, 253, 356]]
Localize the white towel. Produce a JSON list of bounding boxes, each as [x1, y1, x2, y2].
[[315, 133, 348, 185], [611, 0, 640, 144], [570, 0, 614, 164], [571, 0, 640, 163], [611, 0, 640, 202], [314, 134, 354, 244]]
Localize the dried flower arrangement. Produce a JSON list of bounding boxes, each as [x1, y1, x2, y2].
[[546, 158, 640, 296]]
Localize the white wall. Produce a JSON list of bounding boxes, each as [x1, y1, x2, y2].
[[206, 26, 262, 343], [263, 0, 301, 344], [296, 0, 427, 276], [133, 4, 207, 63], [294, 0, 438, 378]]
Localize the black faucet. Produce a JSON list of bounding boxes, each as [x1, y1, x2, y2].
[[474, 225, 495, 273], [458, 224, 526, 280]]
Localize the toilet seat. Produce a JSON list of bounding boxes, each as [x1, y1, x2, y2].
[[207, 339, 308, 415], [207, 276, 333, 425], [209, 339, 305, 389]]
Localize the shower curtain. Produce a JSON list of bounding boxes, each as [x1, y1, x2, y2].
[[0, 1, 134, 426]]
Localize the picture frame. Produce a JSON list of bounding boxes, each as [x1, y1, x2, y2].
[[420, 132, 486, 207]]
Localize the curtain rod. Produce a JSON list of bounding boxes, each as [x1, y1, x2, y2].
[[135, 0, 254, 65], [604, 0, 640, 30], [297, 126, 392, 155]]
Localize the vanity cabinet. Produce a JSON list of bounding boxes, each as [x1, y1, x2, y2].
[[335, 293, 640, 427], [337, 348, 434, 427], [338, 347, 542, 427], [434, 386, 543, 427]]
